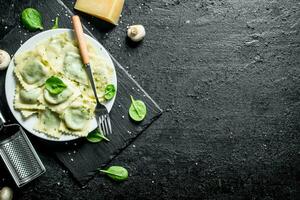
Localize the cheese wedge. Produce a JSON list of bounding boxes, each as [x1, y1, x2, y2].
[[74, 0, 125, 25]]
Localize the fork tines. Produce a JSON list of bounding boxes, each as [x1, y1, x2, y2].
[[98, 114, 112, 136]]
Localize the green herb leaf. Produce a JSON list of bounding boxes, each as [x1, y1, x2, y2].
[[45, 76, 67, 95], [104, 84, 116, 100], [129, 95, 147, 122], [86, 129, 110, 143], [98, 166, 128, 181], [21, 8, 43, 31], [51, 17, 59, 29]]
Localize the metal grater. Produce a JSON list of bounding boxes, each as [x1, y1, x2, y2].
[[0, 111, 45, 187]]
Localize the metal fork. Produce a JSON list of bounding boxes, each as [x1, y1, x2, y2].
[[72, 15, 112, 136], [86, 63, 112, 136]]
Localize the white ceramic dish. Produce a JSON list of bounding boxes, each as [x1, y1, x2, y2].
[[5, 29, 117, 142]]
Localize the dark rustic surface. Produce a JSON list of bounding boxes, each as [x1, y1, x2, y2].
[[1, 0, 300, 199], [0, 0, 163, 187]]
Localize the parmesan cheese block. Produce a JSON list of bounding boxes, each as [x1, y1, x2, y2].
[[74, 0, 125, 25]]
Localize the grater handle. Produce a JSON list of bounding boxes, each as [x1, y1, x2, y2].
[[0, 110, 5, 126]]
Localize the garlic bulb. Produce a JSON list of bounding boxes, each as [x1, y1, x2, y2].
[[0, 50, 11, 70], [127, 25, 145, 42], [0, 187, 13, 200]]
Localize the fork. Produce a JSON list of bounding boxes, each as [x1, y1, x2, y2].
[[72, 15, 112, 136]]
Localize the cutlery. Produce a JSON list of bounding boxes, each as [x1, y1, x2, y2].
[[72, 15, 112, 136]]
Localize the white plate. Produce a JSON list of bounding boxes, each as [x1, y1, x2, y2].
[[5, 29, 117, 142]]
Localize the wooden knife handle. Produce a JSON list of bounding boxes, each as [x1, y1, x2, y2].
[[72, 15, 89, 64]]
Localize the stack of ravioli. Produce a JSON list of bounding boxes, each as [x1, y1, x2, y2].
[[13, 33, 114, 138]]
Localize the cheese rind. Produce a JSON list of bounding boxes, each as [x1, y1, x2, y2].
[[74, 0, 125, 25]]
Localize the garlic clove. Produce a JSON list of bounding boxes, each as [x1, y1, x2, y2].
[[127, 25, 145, 42], [0, 49, 11, 70], [0, 187, 13, 200]]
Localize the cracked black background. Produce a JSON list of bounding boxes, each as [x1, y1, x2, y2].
[[0, 0, 300, 199]]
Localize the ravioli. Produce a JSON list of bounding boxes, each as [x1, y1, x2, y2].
[[63, 52, 88, 84], [64, 106, 90, 130], [38, 78, 80, 113], [44, 87, 73, 105], [79, 84, 95, 100], [34, 108, 61, 138], [14, 52, 52, 90], [91, 55, 114, 100], [37, 34, 79, 73], [59, 96, 94, 136], [21, 61, 46, 84], [20, 110, 38, 118], [78, 57, 114, 102], [59, 119, 92, 137], [14, 32, 115, 139], [14, 84, 45, 110]]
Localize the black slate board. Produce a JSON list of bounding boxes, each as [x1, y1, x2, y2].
[[0, 0, 162, 185]]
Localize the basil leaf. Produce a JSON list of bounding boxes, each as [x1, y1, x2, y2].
[[21, 8, 43, 31], [98, 166, 128, 181], [51, 17, 59, 29], [86, 129, 110, 143], [104, 84, 116, 100], [45, 76, 67, 95], [129, 96, 147, 122]]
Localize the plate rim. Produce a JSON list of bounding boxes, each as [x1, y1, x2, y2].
[[5, 28, 117, 142]]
